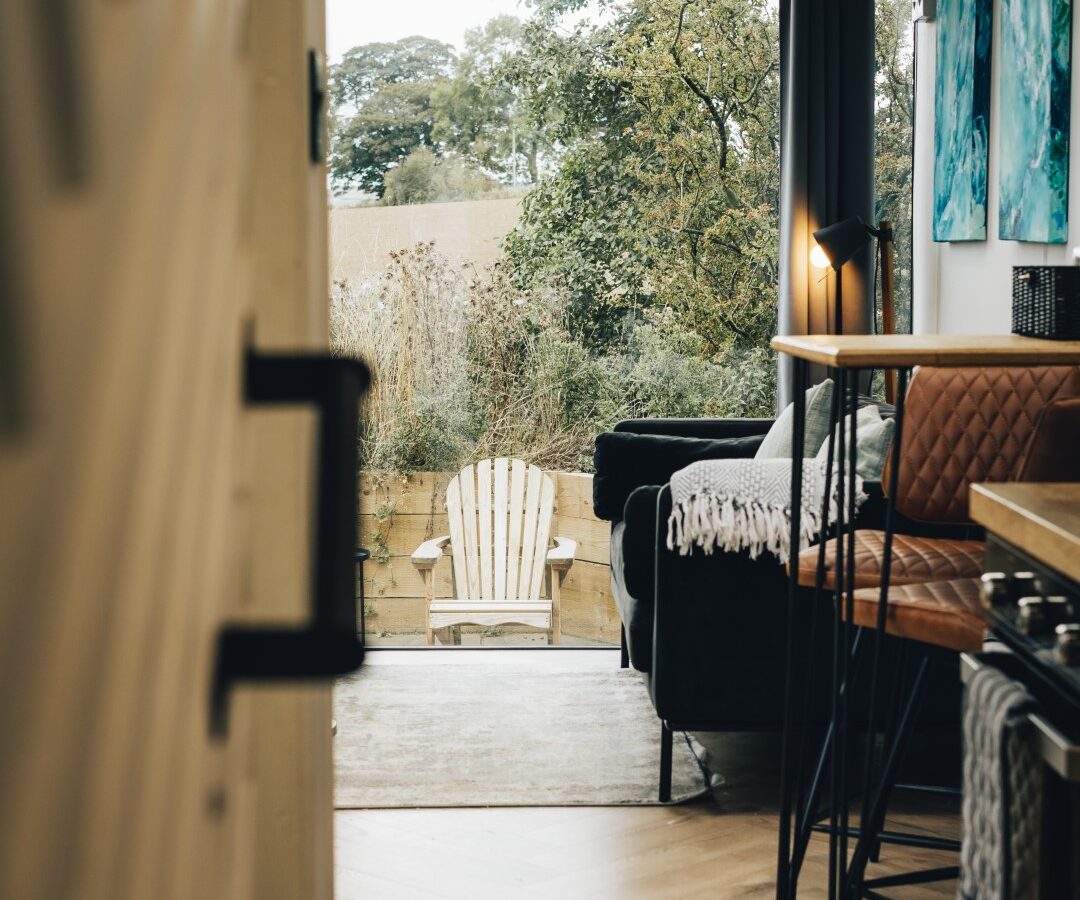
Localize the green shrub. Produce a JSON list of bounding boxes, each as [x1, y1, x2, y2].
[[382, 147, 503, 206], [331, 244, 777, 475], [367, 401, 471, 473]]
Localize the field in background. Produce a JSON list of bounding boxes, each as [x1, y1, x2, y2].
[[330, 197, 522, 283]]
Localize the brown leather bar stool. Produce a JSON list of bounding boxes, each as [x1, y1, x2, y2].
[[791, 365, 1080, 896], [842, 389, 1080, 895], [797, 366, 1080, 595]]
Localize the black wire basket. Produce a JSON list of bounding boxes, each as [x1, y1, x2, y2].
[[1012, 266, 1080, 340]]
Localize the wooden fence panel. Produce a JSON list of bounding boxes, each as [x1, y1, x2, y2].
[[356, 470, 617, 643]]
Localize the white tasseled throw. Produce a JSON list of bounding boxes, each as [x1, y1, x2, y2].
[[666, 458, 865, 563]]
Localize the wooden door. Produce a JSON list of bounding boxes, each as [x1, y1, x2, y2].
[[0, 2, 335, 899]]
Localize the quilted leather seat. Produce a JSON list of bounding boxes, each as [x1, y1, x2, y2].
[[847, 577, 985, 653], [796, 531, 985, 590]]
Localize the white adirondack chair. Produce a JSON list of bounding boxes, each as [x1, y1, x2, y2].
[[410, 459, 577, 645]]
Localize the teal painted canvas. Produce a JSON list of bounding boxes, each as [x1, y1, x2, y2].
[[933, 0, 993, 242], [998, 0, 1072, 243]]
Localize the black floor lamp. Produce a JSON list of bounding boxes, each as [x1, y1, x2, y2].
[[811, 217, 893, 335]]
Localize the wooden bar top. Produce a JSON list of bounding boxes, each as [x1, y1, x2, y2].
[[970, 483, 1080, 584], [771, 334, 1080, 368]]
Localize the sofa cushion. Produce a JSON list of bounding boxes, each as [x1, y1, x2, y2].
[[815, 403, 896, 481], [593, 431, 763, 522], [755, 378, 835, 459]]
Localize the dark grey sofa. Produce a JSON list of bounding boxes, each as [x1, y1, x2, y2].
[[594, 416, 962, 800]]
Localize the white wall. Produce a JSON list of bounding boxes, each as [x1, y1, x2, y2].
[[912, 3, 1080, 335]]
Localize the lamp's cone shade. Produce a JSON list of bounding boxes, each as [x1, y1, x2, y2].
[[812, 217, 872, 270]]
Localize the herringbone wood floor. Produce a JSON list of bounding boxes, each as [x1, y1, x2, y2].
[[335, 801, 957, 899], [335, 651, 958, 899]]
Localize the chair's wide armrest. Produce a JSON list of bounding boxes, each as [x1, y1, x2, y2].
[[411, 536, 451, 570], [547, 537, 577, 571]]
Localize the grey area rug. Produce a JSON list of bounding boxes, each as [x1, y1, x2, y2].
[[333, 663, 709, 807]]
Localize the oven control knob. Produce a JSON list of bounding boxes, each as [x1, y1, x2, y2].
[[1017, 597, 1049, 636], [1055, 624, 1080, 665], [980, 572, 1011, 611]]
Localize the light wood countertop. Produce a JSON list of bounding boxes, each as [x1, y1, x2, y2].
[[970, 483, 1080, 584], [771, 334, 1080, 368]]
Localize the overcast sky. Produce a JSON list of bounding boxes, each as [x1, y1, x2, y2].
[[326, 0, 530, 60], [326, 0, 607, 61]]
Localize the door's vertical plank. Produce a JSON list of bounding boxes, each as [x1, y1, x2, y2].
[[248, 0, 335, 896], [0, 0, 261, 898]]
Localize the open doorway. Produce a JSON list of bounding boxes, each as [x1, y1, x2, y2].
[[325, 0, 784, 649], [326, 1, 618, 648]]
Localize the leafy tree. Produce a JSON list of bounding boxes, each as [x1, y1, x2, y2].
[[330, 36, 455, 111], [329, 36, 455, 196], [507, 0, 913, 353], [432, 16, 553, 184], [505, 0, 781, 354]]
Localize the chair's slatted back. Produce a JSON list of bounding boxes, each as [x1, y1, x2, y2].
[[458, 463, 481, 599], [527, 477, 556, 601], [444, 459, 555, 601], [493, 458, 509, 602], [444, 477, 469, 600], [505, 460, 526, 598], [477, 460, 493, 600], [516, 465, 544, 600]]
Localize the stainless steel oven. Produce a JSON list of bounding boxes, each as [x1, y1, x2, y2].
[[971, 535, 1080, 898]]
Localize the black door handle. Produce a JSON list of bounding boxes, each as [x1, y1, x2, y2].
[[212, 350, 370, 734]]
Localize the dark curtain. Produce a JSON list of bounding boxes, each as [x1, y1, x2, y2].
[[777, 0, 876, 408]]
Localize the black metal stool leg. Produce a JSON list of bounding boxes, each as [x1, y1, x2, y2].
[[792, 632, 866, 883], [839, 370, 861, 892], [776, 358, 809, 899], [847, 653, 933, 892], [828, 368, 850, 898], [853, 367, 909, 894], [792, 371, 842, 865], [620, 626, 629, 669]]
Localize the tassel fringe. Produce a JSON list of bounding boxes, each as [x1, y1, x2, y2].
[[666, 478, 865, 564]]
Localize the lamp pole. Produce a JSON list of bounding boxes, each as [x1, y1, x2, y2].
[[834, 264, 843, 336], [878, 219, 896, 402]]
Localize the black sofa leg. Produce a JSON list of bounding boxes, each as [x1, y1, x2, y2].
[[659, 722, 673, 803], [620, 626, 629, 669]]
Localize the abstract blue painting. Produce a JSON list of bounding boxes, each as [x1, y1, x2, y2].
[[998, 0, 1073, 243], [933, 0, 993, 242]]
